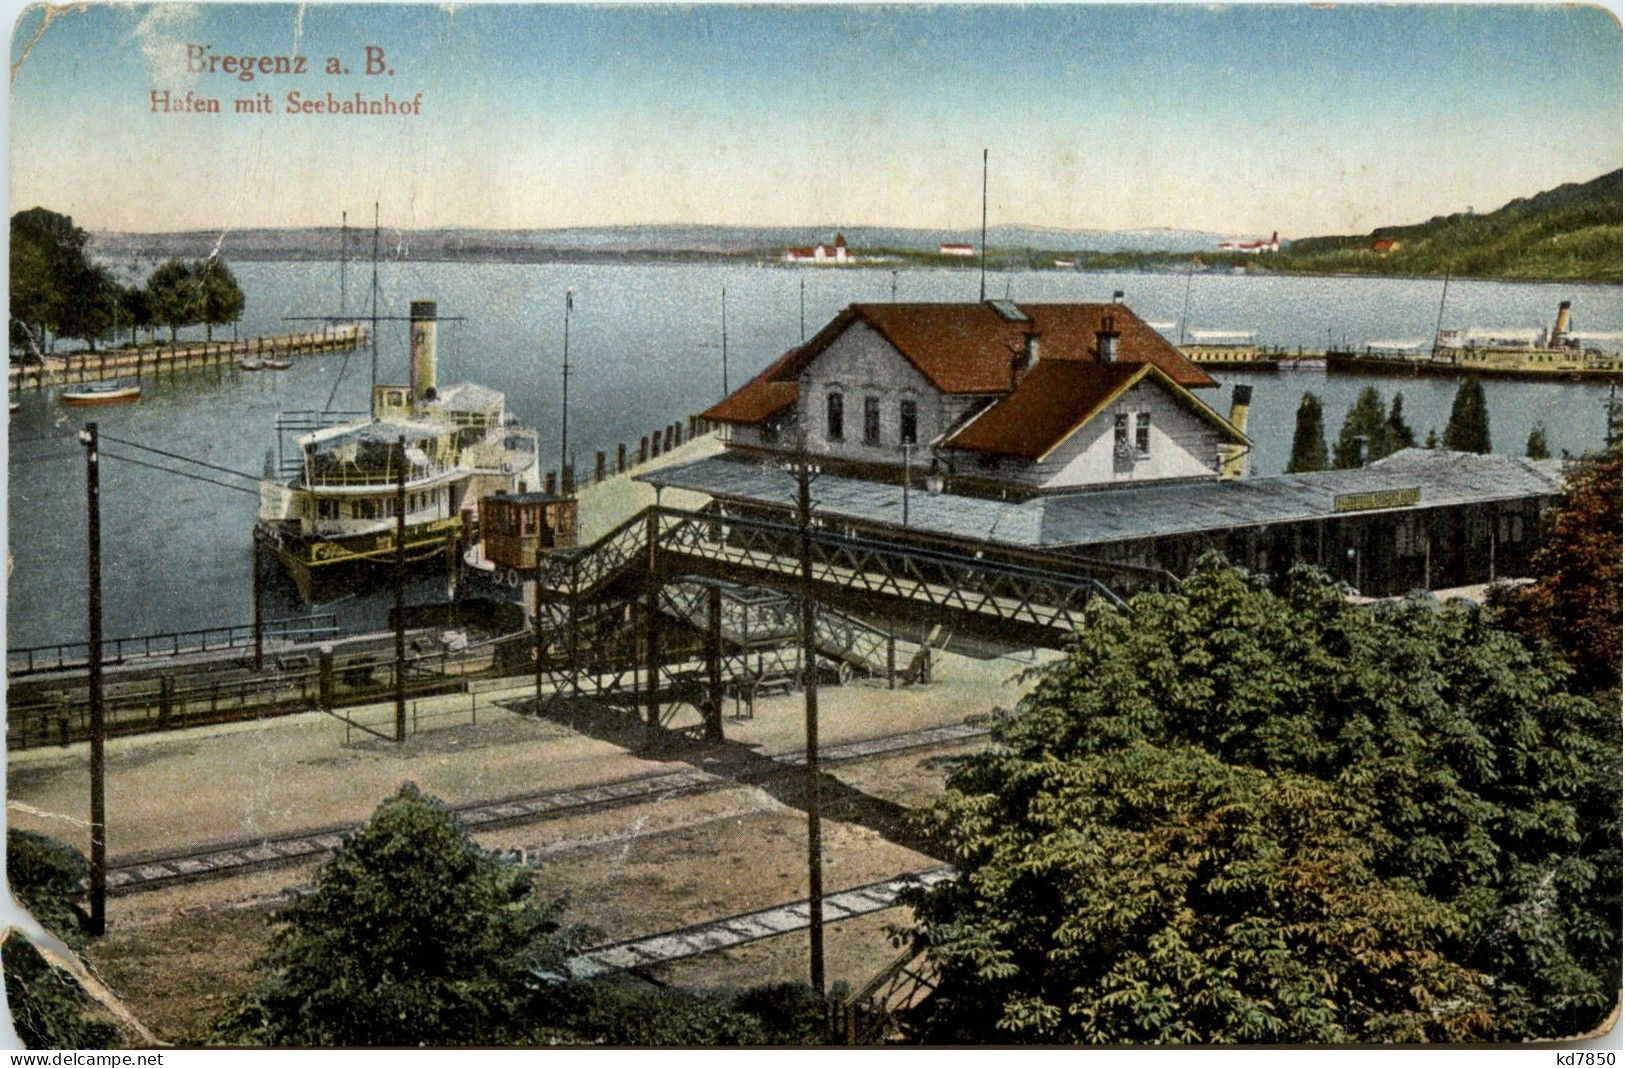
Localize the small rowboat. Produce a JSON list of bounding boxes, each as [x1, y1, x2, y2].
[[238, 358, 266, 371], [260, 358, 292, 370], [61, 382, 141, 406]]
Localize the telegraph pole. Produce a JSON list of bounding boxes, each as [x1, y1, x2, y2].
[[795, 447, 825, 992], [720, 286, 729, 398], [799, 279, 806, 343], [394, 436, 407, 743], [250, 529, 264, 671], [80, 422, 106, 935]]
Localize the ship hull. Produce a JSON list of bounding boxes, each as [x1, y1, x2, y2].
[[259, 515, 466, 603], [1327, 349, 1621, 382]]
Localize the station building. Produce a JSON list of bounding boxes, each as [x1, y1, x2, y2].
[[668, 301, 1567, 597]]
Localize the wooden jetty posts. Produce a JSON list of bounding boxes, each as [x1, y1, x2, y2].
[[7, 324, 368, 391], [537, 413, 722, 501]]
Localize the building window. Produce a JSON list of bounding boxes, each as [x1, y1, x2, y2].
[[900, 400, 918, 445], [827, 392, 844, 441], [1135, 412, 1152, 456], [1114, 412, 1130, 455], [863, 396, 881, 445]]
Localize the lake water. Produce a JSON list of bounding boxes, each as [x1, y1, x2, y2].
[[7, 261, 1620, 647]]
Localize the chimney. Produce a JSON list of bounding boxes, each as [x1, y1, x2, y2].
[[1219, 384, 1251, 480], [409, 300, 437, 403], [1552, 300, 1572, 343], [1353, 434, 1367, 467], [1112, 290, 1125, 304], [1096, 313, 1120, 363], [1011, 329, 1042, 387]]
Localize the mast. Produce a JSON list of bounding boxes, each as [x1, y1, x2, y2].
[[1178, 258, 1196, 346], [560, 289, 573, 482], [720, 286, 729, 398], [370, 202, 380, 401], [1432, 266, 1452, 359], [978, 148, 988, 302], [339, 210, 347, 316]]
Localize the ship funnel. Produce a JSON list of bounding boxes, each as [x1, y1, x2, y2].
[[1552, 300, 1572, 343], [1219, 383, 1252, 480], [410, 300, 437, 402]]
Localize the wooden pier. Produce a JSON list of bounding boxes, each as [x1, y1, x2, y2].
[[8, 324, 367, 392]]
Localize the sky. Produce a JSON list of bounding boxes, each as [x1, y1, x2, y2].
[[6, 2, 1622, 237]]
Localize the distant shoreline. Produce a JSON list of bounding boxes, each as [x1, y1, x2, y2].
[[84, 240, 1622, 287]]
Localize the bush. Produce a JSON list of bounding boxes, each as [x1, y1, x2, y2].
[[213, 783, 586, 1047], [2, 932, 120, 1049], [7, 830, 91, 949]]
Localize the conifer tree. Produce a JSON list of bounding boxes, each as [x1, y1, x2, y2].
[[1442, 377, 1492, 453], [1386, 393, 1417, 450], [1526, 423, 1551, 460], [1333, 386, 1395, 467], [1286, 392, 1329, 473]]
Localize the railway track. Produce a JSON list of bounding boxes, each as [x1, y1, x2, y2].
[[106, 719, 992, 896]]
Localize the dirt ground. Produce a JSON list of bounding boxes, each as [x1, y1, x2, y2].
[[27, 637, 1045, 1045], [8, 648, 1037, 861], [83, 745, 961, 1044]]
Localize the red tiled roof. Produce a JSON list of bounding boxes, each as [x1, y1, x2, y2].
[[943, 361, 1144, 458], [851, 302, 1214, 394], [701, 347, 801, 425], [703, 302, 1214, 433], [942, 361, 1246, 460]]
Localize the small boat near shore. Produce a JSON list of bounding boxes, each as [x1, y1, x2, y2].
[[238, 358, 265, 372], [61, 382, 140, 406], [261, 358, 292, 370]]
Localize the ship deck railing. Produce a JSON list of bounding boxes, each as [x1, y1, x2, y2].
[[300, 462, 459, 488]]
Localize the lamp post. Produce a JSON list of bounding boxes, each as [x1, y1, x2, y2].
[[900, 442, 915, 527]]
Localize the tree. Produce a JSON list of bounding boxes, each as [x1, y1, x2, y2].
[[1286, 392, 1329, 473], [10, 207, 95, 355], [145, 258, 200, 343], [55, 264, 119, 352], [1526, 423, 1551, 460], [213, 784, 586, 1047], [1333, 386, 1395, 467], [1425, 427, 1439, 449], [1490, 451, 1621, 691], [1443, 377, 1492, 453], [904, 561, 1620, 1044], [119, 284, 153, 345], [1386, 392, 1417, 450], [195, 256, 245, 342]]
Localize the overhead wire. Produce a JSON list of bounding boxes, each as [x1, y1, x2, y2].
[[97, 432, 262, 483], [98, 450, 260, 495]]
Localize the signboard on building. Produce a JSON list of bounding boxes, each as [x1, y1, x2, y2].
[[1333, 487, 1422, 513]]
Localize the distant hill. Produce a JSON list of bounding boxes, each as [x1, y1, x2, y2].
[[87, 222, 1233, 265], [1279, 170, 1622, 282]]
